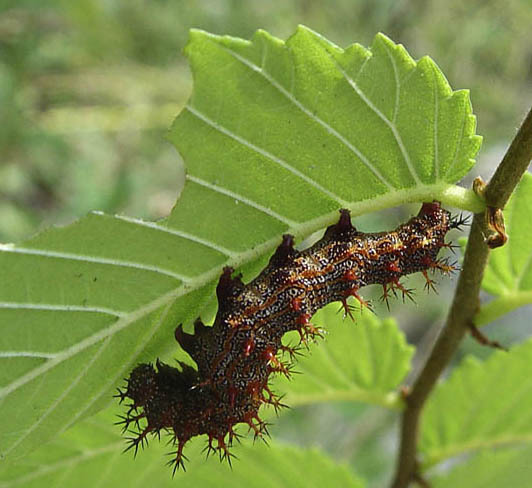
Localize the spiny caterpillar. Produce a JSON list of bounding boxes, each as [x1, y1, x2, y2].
[[116, 202, 465, 473]]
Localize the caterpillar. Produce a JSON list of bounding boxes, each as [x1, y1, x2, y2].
[[116, 201, 465, 473]]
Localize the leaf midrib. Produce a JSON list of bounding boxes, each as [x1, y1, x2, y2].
[[422, 434, 532, 470], [0, 182, 479, 401]]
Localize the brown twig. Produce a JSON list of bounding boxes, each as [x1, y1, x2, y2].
[[468, 322, 507, 351], [390, 105, 532, 488]]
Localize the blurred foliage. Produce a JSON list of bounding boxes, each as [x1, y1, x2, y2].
[[1, 0, 531, 243]]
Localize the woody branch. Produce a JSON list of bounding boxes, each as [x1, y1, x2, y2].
[[391, 105, 532, 488]]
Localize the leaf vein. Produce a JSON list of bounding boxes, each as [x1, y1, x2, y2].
[[0, 302, 125, 317], [218, 44, 396, 191], [185, 104, 347, 205], [331, 49, 422, 186], [1, 246, 187, 282], [318, 342, 354, 388], [515, 251, 532, 289], [0, 288, 177, 399], [104, 212, 238, 258], [3, 336, 112, 457], [0, 442, 121, 487], [187, 174, 297, 227], [443, 108, 467, 180], [0, 351, 58, 359], [56, 296, 174, 441], [382, 42, 400, 124], [432, 64, 440, 180]]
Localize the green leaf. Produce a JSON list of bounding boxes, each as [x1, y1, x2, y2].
[[475, 172, 532, 326], [274, 305, 414, 409], [0, 408, 365, 488], [169, 27, 482, 219], [0, 214, 220, 462], [0, 27, 480, 462], [432, 445, 532, 488], [420, 336, 532, 469]]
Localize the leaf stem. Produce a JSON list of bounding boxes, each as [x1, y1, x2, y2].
[[390, 105, 532, 488], [286, 390, 403, 410], [475, 290, 532, 326], [421, 433, 532, 470]]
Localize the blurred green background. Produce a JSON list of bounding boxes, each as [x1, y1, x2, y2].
[[1, 1, 531, 485], [1, 0, 531, 244]]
